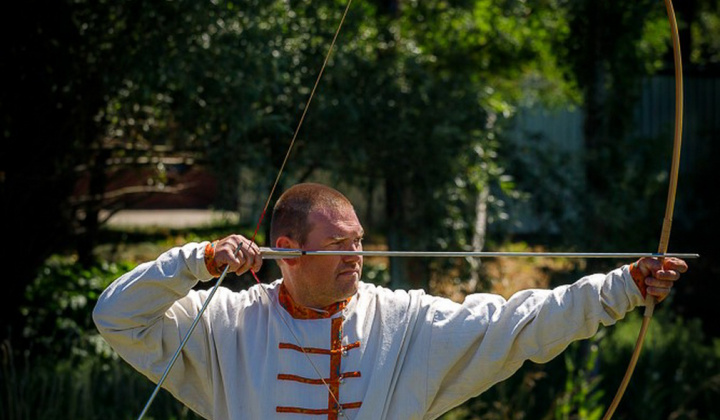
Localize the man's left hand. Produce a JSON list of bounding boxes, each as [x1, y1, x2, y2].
[[630, 257, 688, 302]]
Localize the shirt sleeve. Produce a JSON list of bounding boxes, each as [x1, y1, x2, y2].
[[422, 266, 644, 418], [92, 242, 217, 418]]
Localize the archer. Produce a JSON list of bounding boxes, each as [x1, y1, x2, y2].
[[94, 182, 687, 419]]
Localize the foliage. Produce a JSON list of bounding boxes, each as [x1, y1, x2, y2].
[[0, 342, 201, 420], [687, 0, 720, 68], [500, 126, 671, 253], [293, 0, 574, 287], [499, 130, 586, 242], [598, 310, 720, 420], [3, 0, 678, 338], [0, 252, 203, 419], [3, 0, 105, 339], [553, 0, 673, 253], [75, 0, 576, 290], [555, 342, 604, 420], [19, 256, 134, 360], [53, 0, 574, 287], [439, 307, 720, 420]]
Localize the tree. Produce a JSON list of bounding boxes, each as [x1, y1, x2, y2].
[[0, 0, 571, 345], [3, 0, 106, 345], [1, 0, 283, 346], [558, 1, 672, 253], [299, 0, 572, 288]]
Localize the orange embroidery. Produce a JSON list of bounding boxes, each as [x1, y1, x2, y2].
[[276, 317, 362, 418], [277, 372, 361, 385], [278, 283, 351, 320], [327, 317, 344, 419], [279, 341, 360, 355], [629, 262, 647, 298], [277, 374, 329, 385], [279, 343, 334, 355], [276, 402, 362, 415]]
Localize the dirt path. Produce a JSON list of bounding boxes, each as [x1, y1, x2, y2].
[[103, 209, 239, 228]]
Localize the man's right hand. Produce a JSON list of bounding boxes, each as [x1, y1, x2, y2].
[[211, 235, 263, 276]]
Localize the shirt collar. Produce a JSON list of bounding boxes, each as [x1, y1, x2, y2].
[[278, 282, 351, 320]]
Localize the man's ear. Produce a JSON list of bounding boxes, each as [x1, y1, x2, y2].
[[276, 236, 300, 266]]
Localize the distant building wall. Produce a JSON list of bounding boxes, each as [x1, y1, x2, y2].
[[512, 75, 718, 167], [507, 75, 719, 233]]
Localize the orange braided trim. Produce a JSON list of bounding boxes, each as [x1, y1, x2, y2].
[[276, 402, 362, 415], [204, 241, 223, 277], [629, 262, 647, 299], [277, 371, 361, 385], [278, 341, 360, 355]]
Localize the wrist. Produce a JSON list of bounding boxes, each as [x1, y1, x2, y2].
[[204, 240, 223, 277], [629, 262, 647, 299]]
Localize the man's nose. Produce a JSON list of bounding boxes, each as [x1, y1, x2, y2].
[[342, 241, 362, 261]]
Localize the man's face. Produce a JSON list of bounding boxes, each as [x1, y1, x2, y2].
[[284, 206, 364, 307]]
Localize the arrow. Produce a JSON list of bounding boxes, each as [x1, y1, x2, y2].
[[259, 247, 699, 260]]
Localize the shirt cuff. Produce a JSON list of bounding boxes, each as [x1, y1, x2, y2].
[[622, 264, 646, 303]]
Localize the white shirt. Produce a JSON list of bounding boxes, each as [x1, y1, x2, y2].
[[93, 242, 644, 419]]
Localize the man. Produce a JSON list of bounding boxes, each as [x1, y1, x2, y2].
[[94, 183, 687, 420]]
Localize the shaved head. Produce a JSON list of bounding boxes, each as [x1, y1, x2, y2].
[[270, 183, 355, 246]]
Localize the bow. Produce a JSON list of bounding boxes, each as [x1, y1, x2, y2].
[[601, 0, 684, 418]]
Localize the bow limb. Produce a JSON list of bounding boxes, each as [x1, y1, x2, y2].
[[602, 0, 684, 418]]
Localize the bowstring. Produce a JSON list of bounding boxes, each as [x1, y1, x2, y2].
[[245, 0, 356, 415], [250, 0, 355, 234], [136, 3, 355, 418]]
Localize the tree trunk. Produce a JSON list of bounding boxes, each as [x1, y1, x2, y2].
[[386, 177, 408, 289], [468, 186, 489, 290], [78, 148, 110, 267]]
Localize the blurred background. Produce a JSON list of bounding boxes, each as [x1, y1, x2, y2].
[[2, 0, 718, 419]]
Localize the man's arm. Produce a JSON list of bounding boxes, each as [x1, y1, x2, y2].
[[421, 258, 686, 418], [93, 236, 262, 356], [92, 243, 216, 393], [92, 236, 262, 417]]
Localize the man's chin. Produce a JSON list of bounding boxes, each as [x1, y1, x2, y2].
[[337, 272, 360, 295]]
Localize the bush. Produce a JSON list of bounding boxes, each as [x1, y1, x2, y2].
[[0, 343, 201, 420], [1, 254, 201, 419], [18, 256, 134, 360], [597, 310, 720, 420]]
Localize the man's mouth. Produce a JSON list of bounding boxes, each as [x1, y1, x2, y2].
[[338, 267, 360, 277]]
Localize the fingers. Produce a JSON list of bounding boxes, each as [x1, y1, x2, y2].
[[663, 257, 688, 274], [644, 276, 675, 300], [633, 257, 687, 303], [214, 235, 263, 275]]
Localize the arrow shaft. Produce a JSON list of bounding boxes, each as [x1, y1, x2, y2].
[[259, 248, 699, 260]]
